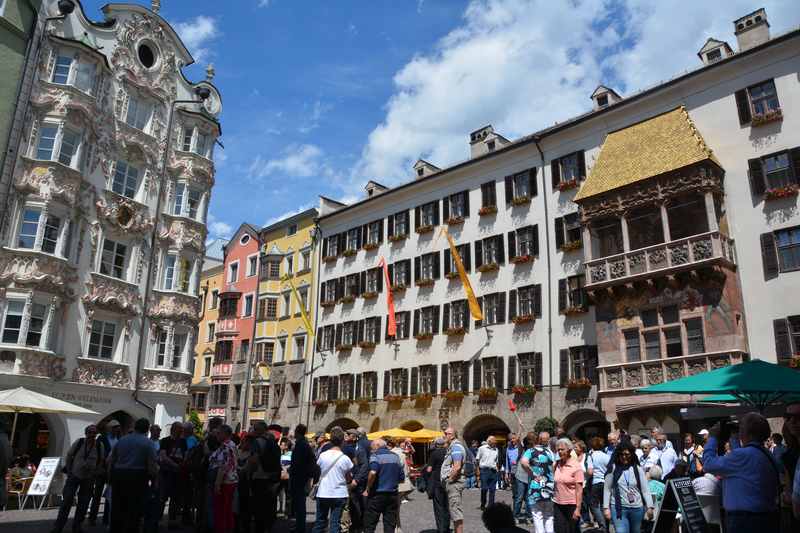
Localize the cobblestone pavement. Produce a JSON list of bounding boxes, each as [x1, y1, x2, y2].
[[0, 486, 514, 533]]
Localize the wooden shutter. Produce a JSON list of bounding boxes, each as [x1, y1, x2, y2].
[[558, 279, 568, 312], [360, 225, 368, 248], [355, 320, 364, 344], [774, 319, 792, 362], [551, 159, 561, 188], [410, 367, 419, 396], [355, 374, 362, 400], [335, 277, 344, 299], [473, 359, 482, 392], [387, 214, 394, 238], [415, 206, 421, 229], [529, 167, 538, 196], [338, 233, 346, 255], [748, 158, 766, 197], [433, 201, 440, 225], [555, 217, 565, 248], [432, 305, 440, 334], [403, 261, 411, 286], [760, 232, 779, 280], [383, 370, 390, 397], [349, 375, 356, 400], [496, 357, 504, 392], [462, 244, 471, 271], [481, 182, 490, 207], [444, 248, 452, 276], [432, 366, 439, 395], [534, 285, 542, 318], [402, 368, 410, 396], [440, 363, 449, 392], [442, 195, 450, 221], [475, 297, 484, 328], [508, 230, 517, 260], [312, 378, 318, 400], [322, 238, 328, 258], [791, 148, 800, 185], [377, 268, 384, 292], [414, 256, 421, 282], [316, 328, 323, 351], [535, 353, 543, 388], [330, 376, 339, 400], [359, 271, 366, 295], [507, 357, 516, 392], [474, 240, 483, 269], [403, 312, 410, 339], [464, 190, 471, 216], [371, 373, 378, 399], [497, 235, 505, 265], [533, 225, 540, 256], [735, 89, 752, 125], [377, 218, 384, 242], [497, 292, 507, 323], [463, 301, 470, 332], [413, 309, 420, 337], [559, 349, 570, 387], [385, 314, 390, 339], [433, 251, 441, 279], [505, 175, 514, 204], [460, 362, 470, 392], [375, 317, 382, 343], [335, 324, 343, 346], [577, 151, 586, 179], [442, 303, 450, 331], [509, 289, 518, 320], [587, 345, 599, 385]]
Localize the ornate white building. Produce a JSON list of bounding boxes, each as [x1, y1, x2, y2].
[[0, 0, 222, 455]]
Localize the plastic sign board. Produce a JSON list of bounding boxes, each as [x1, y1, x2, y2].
[[26, 457, 60, 496], [652, 476, 708, 533]]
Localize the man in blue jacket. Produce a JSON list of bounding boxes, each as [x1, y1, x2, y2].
[[702, 412, 780, 532], [347, 428, 370, 533]]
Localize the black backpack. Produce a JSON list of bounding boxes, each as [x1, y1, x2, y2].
[[255, 436, 281, 478]]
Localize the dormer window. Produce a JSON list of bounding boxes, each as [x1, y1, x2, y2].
[[417, 167, 424, 177], [705, 48, 722, 63], [596, 94, 608, 107], [126, 95, 152, 131], [51, 51, 96, 94]]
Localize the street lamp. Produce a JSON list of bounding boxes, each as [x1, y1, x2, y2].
[[132, 86, 212, 413], [56, 0, 76, 16]]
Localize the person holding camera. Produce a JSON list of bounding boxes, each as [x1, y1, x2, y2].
[[51, 424, 106, 533], [702, 412, 781, 532]]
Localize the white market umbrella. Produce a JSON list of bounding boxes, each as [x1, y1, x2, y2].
[[0, 387, 98, 444]]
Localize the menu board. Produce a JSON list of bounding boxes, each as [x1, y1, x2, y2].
[[652, 476, 708, 533]]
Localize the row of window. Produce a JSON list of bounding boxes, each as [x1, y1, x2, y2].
[[747, 146, 800, 200], [211, 334, 307, 365], [311, 347, 596, 401], [258, 248, 313, 281], [621, 305, 706, 361]]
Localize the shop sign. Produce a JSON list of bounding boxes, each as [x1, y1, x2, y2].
[[208, 408, 226, 417], [26, 457, 60, 497]]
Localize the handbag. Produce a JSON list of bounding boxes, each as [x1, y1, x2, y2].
[[310, 451, 346, 500]]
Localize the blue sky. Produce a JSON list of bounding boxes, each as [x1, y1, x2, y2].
[[79, 1, 797, 239]]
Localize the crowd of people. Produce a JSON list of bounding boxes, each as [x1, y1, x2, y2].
[[1, 404, 800, 533]]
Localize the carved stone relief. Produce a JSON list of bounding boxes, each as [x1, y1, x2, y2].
[[147, 291, 202, 324], [83, 272, 142, 316], [140, 369, 190, 395], [72, 359, 133, 388], [157, 216, 206, 252], [95, 193, 154, 235], [0, 249, 78, 298], [15, 159, 82, 207]]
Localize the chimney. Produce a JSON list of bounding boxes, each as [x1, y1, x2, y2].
[[734, 8, 770, 51], [364, 180, 389, 198], [413, 159, 441, 179], [469, 125, 510, 159], [591, 85, 622, 111]]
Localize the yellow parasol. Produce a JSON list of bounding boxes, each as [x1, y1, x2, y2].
[[408, 428, 444, 443], [367, 428, 415, 441]]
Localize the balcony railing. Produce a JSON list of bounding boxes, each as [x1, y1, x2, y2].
[[597, 349, 748, 393], [216, 317, 239, 336], [586, 231, 735, 289]]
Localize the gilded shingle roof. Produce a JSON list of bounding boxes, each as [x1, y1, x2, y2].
[[574, 106, 720, 201]]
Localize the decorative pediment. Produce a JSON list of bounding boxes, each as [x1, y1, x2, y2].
[[15, 158, 82, 207], [116, 119, 159, 167], [0, 248, 78, 299], [95, 191, 154, 235], [147, 290, 202, 324], [72, 358, 132, 389], [166, 150, 215, 187], [264, 243, 283, 256], [83, 272, 142, 316]]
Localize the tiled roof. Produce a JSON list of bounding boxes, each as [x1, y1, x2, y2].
[[573, 106, 720, 201]]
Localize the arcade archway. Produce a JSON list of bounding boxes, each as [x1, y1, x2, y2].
[[325, 417, 358, 432], [463, 415, 511, 446], [98, 410, 134, 433], [400, 420, 424, 431]]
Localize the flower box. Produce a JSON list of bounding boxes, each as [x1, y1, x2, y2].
[[477, 262, 499, 273], [390, 284, 406, 293], [566, 378, 592, 390], [320, 300, 336, 308], [510, 254, 532, 265], [412, 393, 433, 402], [362, 241, 380, 251], [361, 291, 378, 299], [478, 387, 498, 401], [342, 248, 358, 257], [415, 224, 434, 234], [478, 205, 497, 216], [443, 390, 464, 401], [414, 332, 433, 341], [388, 233, 408, 242], [384, 394, 405, 403], [512, 314, 534, 325], [415, 278, 435, 288], [338, 295, 355, 305], [559, 240, 582, 252], [445, 271, 461, 280], [563, 305, 587, 316], [751, 108, 783, 127], [764, 184, 799, 201], [334, 399, 352, 408], [312, 400, 329, 408], [557, 178, 580, 191], [323, 255, 338, 263], [358, 341, 376, 349], [512, 385, 537, 396], [511, 195, 531, 206], [356, 398, 373, 407], [335, 344, 353, 352], [447, 216, 465, 226], [446, 327, 466, 336]]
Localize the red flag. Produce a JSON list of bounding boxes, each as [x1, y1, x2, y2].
[[508, 399, 517, 412], [378, 257, 396, 337]]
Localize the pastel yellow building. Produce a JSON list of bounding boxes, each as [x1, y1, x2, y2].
[[190, 242, 226, 424], [249, 208, 319, 427]]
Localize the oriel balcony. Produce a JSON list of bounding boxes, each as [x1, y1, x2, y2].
[[583, 192, 736, 290]]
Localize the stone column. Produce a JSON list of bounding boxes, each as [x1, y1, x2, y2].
[[660, 204, 671, 243], [620, 215, 631, 252], [704, 191, 719, 232], [41, 296, 59, 350], [33, 204, 48, 250], [18, 292, 34, 346], [57, 218, 70, 258], [190, 256, 201, 296], [582, 225, 593, 262]]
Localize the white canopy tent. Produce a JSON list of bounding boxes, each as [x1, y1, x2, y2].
[[0, 387, 98, 443]]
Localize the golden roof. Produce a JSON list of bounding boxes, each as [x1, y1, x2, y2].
[[574, 106, 720, 201]]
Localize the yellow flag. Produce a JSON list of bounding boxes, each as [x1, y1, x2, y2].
[[282, 276, 314, 337], [443, 229, 483, 321]]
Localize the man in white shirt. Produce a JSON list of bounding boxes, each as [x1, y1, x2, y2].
[[640, 439, 661, 472], [475, 436, 500, 510], [313, 427, 353, 533], [656, 434, 678, 477]]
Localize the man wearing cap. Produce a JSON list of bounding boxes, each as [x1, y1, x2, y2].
[[347, 428, 369, 533], [88, 419, 121, 526]]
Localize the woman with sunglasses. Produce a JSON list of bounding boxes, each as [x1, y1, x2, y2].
[[602, 441, 654, 533]]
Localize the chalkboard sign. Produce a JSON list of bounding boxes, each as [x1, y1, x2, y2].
[[652, 477, 708, 533]]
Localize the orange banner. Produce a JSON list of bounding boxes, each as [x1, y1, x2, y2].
[[443, 228, 483, 320], [378, 257, 396, 336]]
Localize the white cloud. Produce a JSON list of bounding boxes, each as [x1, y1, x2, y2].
[[174, 15, 220, 63], [351, 0, 797, 192], [207, 214, 233, 239], [298, 100, 331, 134], [249, 144, 324, 179], [264, 203, 315, 227], [258, 0, 271, 7]]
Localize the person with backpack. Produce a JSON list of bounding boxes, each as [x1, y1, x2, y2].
[[51, 425, 106, 533], [602, 441, 654, 533], [680, 433, 703, 478], [248, 421, 282, 533], [290, 424, 317, 533], [465, 440, 478, 489], [314, 427, 353, 533]]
